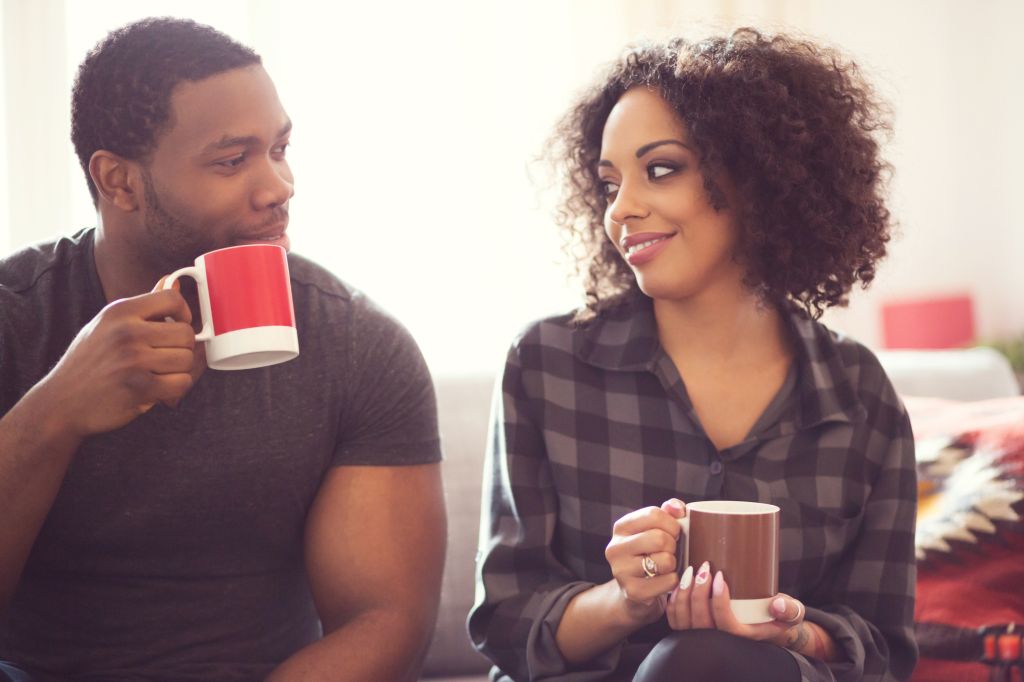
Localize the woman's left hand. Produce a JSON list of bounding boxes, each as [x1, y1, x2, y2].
[[665, 565, 818, 653]]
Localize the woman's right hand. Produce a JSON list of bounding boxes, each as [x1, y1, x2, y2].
[[605, 498, 687, 625]]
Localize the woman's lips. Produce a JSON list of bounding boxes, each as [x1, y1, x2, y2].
[[622, 232, 674, 266]]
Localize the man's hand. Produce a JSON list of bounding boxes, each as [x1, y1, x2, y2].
[[38, 287, 197, 438]]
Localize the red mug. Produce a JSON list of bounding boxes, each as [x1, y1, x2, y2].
[[163, 244, 299, 370]]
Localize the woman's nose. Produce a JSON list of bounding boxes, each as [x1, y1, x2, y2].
[[607, 181, 648, 225]]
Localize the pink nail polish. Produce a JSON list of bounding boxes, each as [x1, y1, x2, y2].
[[773, 597, 786, 615], [695, 561, 710, 585], [679, 565, 694, 590], [712, 571, 724, 596]]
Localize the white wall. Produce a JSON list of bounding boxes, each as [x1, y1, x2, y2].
[[1, 0, 1022, 374], [805, 0, 1024, 345]]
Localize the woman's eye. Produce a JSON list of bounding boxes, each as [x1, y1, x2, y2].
[[648, 164, 677, 180], [273, 142, 290, 157], [600, 180, 620, 196]]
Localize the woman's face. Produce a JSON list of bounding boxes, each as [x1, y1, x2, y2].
[[598, 86, 744, 303]]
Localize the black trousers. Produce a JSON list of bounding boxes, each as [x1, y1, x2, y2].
[[0, 661, 31, 682], [634, 629, 802, 682]]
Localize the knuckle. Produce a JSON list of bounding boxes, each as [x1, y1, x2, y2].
[[111, 320, 141, 347], [180, 326, 196, 348], [122, 368, 154, 394], [176, 373, 194, 392]]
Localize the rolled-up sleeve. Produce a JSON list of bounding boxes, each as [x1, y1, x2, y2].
[[468, 345, 623, 681], [793, 399, 918, 682]]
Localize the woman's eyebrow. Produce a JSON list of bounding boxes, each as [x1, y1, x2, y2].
[[635, 139, 692, 157]]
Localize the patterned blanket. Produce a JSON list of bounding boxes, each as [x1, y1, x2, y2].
[[906, 397, 1024, 681]]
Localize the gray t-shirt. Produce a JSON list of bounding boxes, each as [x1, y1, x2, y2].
[[0, 228, 442, 681]]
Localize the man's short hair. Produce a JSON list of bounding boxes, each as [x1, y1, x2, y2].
[[71, 17, 261, 205]]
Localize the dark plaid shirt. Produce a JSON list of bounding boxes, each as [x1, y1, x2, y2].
[[469, 297, 917, 682]]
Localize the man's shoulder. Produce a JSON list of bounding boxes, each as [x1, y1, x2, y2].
[[286, 252, 352, 302], [285, 252, 410, 343], [0, 229, 92, 295]]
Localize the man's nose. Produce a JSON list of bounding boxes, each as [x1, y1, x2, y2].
[[252, 159, 294, 210]]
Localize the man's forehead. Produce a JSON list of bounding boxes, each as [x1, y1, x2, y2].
[[160, 65, 289, 151]]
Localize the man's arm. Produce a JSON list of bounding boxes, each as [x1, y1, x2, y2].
[[0, 289, 196, 611], [268, 462, 446, 682], [0, 385, 84, 609]]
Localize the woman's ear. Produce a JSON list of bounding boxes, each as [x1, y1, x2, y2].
[[89, 150, 141, 212]]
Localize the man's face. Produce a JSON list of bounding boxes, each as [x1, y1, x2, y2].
[[138, 65, 293, 272]]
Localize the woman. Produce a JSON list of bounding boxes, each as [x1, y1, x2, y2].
[[469, 29, 917, 682]]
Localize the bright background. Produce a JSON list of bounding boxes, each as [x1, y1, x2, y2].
[[2, 0, 1022, 376]]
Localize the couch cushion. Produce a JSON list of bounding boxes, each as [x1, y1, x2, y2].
[[421, 373, 496, 678]]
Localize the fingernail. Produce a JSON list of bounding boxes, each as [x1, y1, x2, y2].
[[667, 499, 684, 513], [712, 571, 724, 596], [773, 597, 786, 615], [679, 565, 693, 590], [695, 561, 710, 585]]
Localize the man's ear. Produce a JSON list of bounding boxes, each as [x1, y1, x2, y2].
[[89, 151, 142, 211]]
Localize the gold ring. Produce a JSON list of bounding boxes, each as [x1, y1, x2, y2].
[[641, 554, 658, 578]]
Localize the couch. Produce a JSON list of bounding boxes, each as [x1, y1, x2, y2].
[[419, 348, 1023, 681]]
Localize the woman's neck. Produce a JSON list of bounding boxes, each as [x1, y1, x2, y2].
[[653, 285, 790, 370]]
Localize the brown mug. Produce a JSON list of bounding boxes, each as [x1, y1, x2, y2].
[[677, 500, 780, 624]]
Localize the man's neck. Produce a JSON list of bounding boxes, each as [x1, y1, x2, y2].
[[92, 221, 163, 303]]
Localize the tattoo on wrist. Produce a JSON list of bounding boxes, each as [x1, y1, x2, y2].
[[786, 624, 810, 653]]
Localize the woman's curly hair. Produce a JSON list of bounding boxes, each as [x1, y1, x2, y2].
[[551, 28, 893, 320]]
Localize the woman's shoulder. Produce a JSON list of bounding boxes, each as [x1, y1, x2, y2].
[[507, 309, 582, 358], [797, 312, 910, 425], [508, 296, 650, 361]]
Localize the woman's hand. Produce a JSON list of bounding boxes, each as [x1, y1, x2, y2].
[[605, 498, 687, 626], [665, 568, 839, 661]]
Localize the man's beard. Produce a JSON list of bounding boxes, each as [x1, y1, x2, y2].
[[141, 170, 217, 272]]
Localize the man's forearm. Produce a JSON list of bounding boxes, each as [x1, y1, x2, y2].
[[267, 606, 435, 682], [0, 384, 82, 609]]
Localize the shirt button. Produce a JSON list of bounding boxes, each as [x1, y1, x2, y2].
[[710, 460, 723, 475]]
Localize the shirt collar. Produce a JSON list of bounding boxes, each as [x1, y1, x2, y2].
[[573, 296, 866, 429]]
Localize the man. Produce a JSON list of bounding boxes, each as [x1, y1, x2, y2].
[[0, 18, 446, 682]]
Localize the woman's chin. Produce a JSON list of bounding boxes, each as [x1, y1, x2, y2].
[[635, 278, 695, 303]]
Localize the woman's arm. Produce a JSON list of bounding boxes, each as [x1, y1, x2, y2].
[[469, 345, 680, 679], [556, 500, 687, 663]]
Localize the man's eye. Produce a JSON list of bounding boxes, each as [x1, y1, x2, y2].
[[600, 180, 620, 196], [218, 154, 246, 168], [648, 164, 677, 180]]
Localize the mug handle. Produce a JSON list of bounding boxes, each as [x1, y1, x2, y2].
[[163, 266, 214, 342], [677, 516, 690, 574]]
